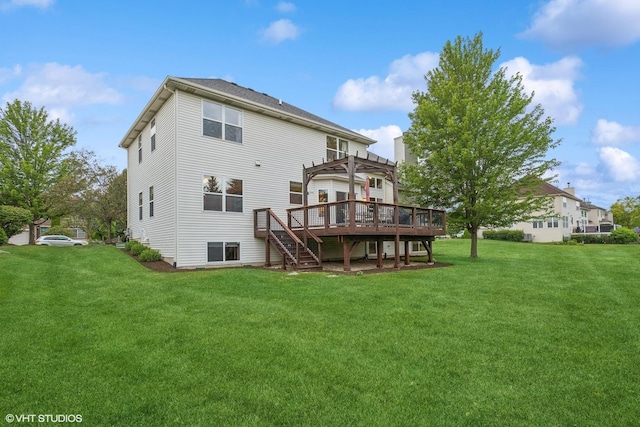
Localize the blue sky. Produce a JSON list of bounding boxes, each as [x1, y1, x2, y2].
[[1, 0, 639, 209]]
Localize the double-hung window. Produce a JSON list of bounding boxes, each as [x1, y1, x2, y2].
[[202, 100, 243, 143], [289, 181, 303, 204], [203, 175, 243, 212], [532, 218, 543, 229], [149, 186, 154, 217], [150, 118, 156, 151], [326, 136, 348, 161], [137, 135, 142, 163], [138, 192, 143, 220]]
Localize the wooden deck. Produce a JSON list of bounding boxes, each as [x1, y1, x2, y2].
[[255, 201, 446, 271]]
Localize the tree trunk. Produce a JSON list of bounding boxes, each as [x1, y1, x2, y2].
[[470, 229, 478, 258], [28, 222, 36, 245]]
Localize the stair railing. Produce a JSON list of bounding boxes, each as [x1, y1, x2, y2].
[[288, 213, 322, 266]]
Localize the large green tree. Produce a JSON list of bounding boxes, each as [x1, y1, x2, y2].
[[610, 196, 640, 229], [0, 100, 77, 244], [401, 33, 561, 257]]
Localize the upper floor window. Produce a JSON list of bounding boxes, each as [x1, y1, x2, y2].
[[138, 135, 142, 163], [150, 118, 156, 151], [326, 136, 348, 161], [368, 177, 383, 189], [562, 196, 567, 208], [202, 100, 243, 143], [149, 186, 154, 217], [289, 181, 303, 204], [203, 175, 243, 212]]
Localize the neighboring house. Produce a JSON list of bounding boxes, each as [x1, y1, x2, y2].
[[507, 183, 614, 242], [393, 135, 613, 243], [8, 219, 86, 246], [119, 77, 445, 269]]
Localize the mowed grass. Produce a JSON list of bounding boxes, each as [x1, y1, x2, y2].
[[1, 241, 639, 426]]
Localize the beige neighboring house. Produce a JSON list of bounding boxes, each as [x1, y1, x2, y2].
[[508, 183, 614, 242]]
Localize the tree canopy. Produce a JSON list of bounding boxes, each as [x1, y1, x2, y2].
[[401, 33, 561, 257], [0, 99, 77, 243], [610, 196, 640, 229]]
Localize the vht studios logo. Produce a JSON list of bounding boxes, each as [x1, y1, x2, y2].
[[5, 414, 82, 423]]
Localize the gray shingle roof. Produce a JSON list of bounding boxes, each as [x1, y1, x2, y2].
[[179, 78, 362, 138]]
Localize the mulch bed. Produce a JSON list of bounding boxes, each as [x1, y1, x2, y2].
[[122, 249, 451, 274]]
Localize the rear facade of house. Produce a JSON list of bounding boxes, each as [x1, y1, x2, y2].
[[119, 76, 391, 268]]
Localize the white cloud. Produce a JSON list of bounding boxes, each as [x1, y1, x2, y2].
[[520, 0, 640, 50], [353, 124, 402, 161], [598, 146, 640, 182], [260, 19, 300, 44], [2, 63, 124, 122], [333, 52, 439, 111], [0, 0, 53, 9], [501, 56, 583, 125], [591, 119, 640, 145], [0, 64, 21, 84], [276, 1, 295, 13], [574, 161, 596, 176]]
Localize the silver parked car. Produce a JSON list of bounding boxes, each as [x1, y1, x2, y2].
[[35, 235, 88, 246]]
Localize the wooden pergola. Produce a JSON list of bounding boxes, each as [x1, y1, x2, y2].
[[300, 154, 425, 270]]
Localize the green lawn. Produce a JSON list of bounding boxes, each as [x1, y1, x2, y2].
[[1, 241, 639, 426]]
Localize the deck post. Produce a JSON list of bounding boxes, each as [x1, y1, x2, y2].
[[265, 211, 271, 267], [376, 240, 383, 268], [404, 240, 410, 265], [343, 240, 351, 271], [265, 237, 271, 267]]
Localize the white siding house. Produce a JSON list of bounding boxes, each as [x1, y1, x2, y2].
[[119, 77, 381, 268]]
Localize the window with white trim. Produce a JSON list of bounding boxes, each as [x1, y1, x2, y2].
[[202, 100, 243, 143], [149, 186, 154, 217], [137, 135, 142, 163], [532, 218, 543, 228], [563, 216, 569, 228], [150, 118, 156, 151], [326, 136, 348, 161], [547, 217, 559, 228], [203, 175, 243, 212], [368, 177, 383, 189], [207, 241, 240, 262], [562, 196, 567, 208], [138, 192, 143, 220], [289, 181, 303, 204]]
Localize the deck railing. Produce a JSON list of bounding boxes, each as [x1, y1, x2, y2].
[[287, 200, 445, 234]]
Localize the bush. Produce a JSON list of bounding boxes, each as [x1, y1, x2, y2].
[[610, 227, 639, 244], [482, 229, 524, 242], [0, 205, 31, 239], [139, 248, 162, 262], [130, 243, 146, 256], [0, 228, 7, 245], [124, 241, 137, 251], [43, 226, 75, 238]]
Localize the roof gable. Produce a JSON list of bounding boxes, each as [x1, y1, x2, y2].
[[119, 76, 376, 148]]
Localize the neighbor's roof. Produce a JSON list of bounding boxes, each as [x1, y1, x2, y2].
[[535, 182, 581, 200], [119, 76, 376, 149]]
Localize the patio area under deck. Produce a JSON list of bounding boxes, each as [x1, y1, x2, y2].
[[287, 200, 446, 271]]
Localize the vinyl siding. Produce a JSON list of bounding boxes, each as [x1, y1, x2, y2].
[[126, 95, 176, 260], [171, 91, 371, 267]]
